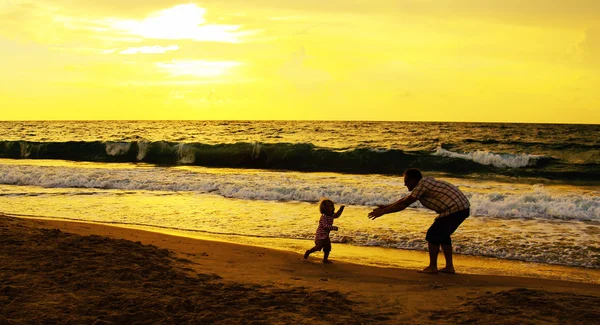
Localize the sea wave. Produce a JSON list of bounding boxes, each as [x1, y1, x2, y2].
[[0, 140, 493, 174], [432, 148, 546, 168], [1, 140, 596, 181], [1, 164, 597, 221], [462, 138, 600, 150]]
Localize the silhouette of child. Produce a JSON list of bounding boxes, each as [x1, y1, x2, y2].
[[304, 198, 344, 263]]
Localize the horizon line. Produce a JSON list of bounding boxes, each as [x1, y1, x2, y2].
[[0, 119, 598, 125]]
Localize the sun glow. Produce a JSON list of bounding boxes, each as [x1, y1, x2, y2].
[[109, 4, 249, 43]]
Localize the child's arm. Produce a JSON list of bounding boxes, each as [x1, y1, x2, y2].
[[333, 205, 345, 218]]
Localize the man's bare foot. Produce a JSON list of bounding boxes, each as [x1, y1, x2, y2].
[[417, 266, 438, 274], [439, 267, 455, 274], [304, 250, 310, 259], [322, 260, 333, 264]]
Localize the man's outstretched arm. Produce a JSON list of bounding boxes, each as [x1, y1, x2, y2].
[[368, 195, 418, 219]]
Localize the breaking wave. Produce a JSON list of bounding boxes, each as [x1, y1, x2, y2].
[[433, 148, 546, 168], [1, 140, 596, 180]]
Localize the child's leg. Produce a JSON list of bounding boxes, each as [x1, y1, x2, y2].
[[322, 250, 332, 263], [304, 245, 323, 259], [322, 239, 332, 263]]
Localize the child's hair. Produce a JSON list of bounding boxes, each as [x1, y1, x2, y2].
[[319, 198, 334, 214]]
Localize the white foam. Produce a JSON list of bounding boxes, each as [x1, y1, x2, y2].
[[331, 224, 599, 268], [469, 186, 600, 221], [251, 142, 262, 159], [176, 144, 196, 164], [136, 141, 149, 161], [105, 142, 132, 156], [19, 142, 37, 158], [433, 147, 543, 168], [0, 163, 598, 221], [369, 148, 389, 153]]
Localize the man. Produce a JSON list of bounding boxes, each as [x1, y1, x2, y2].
[[368, 168, 470, 274]]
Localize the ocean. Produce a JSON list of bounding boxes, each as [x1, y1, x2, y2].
[[0, 121, 598, 278]]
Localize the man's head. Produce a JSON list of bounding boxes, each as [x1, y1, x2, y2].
[[403, 168, 422, 191]]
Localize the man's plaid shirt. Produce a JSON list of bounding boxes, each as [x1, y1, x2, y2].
[[409, 177, 470, 218]]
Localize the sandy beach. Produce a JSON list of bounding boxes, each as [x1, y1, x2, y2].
[[1, 215, 599, 325]]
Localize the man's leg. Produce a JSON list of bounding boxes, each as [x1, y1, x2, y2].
[[438, 209, 469, 273], [428, 242, 439, 270], [422, 220, 443, 273], [418, 242, 439, 273], [440, 244, 455, 273]]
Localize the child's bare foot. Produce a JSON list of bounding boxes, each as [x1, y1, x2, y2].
[[304, 250, 310, 259], [322, 260, 333, 264]]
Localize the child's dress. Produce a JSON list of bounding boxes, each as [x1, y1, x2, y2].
[[314, 214, 335, 251]]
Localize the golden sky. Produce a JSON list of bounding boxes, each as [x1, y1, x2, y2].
[[1, 0, 599, 123]]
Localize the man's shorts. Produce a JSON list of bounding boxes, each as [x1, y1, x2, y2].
[[425, 209, 470, 245], [314, 238, 332, 252]]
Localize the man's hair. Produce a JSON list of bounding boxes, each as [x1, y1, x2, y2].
[[319, 198, 334, 214], [403, 168, 422, 181]]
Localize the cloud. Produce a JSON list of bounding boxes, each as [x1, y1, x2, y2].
[[396, 0, 600, 27], [578, 27, 600, 67], [107, 4, 255, 44], [279, 46, 331, 90], [16, 0, 186, 17], [1, 2, 256, 49], [156, 60, 244, 78], [186, 0, 600, 27], [119, 45, 179, 54], [268, 16, 309, 21]]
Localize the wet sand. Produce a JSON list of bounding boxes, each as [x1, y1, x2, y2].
[[1, 215, 599, 324]]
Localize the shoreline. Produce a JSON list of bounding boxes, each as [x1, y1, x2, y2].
[[2, 215, 599, 324], [8, 213, 600, 285]]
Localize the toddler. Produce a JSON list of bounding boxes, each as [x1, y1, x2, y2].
[[304, 198, 344, 263]]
